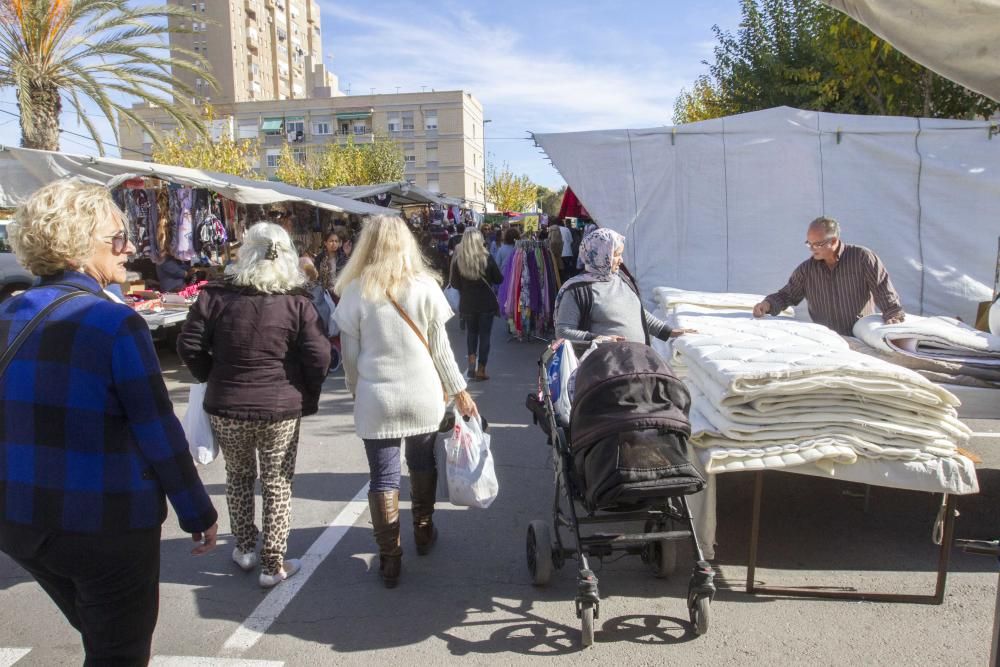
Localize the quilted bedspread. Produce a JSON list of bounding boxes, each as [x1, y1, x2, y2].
[[854, 314, 1000, 369], [660, 306, 975, 487]]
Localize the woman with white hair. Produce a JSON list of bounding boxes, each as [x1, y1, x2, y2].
[[449, 227, 504, 380], [0, 179, 218, 664], [178, 223, 330, 588], [333, 215, 479, 589]]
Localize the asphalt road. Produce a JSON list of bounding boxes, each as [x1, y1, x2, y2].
[[0, 321, 998, 666]]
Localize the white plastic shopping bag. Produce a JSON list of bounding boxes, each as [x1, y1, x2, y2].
[[444, 285, 461, 312], [322, 290, 340, 336], [183, 383, 219, 465], [547, 341, 578, 424], [443, 410, 498, 509]]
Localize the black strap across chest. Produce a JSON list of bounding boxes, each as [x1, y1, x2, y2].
[[0, 286, 89, 379]]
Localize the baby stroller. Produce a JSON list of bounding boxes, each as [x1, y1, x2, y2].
[[525, 341, 715, 646]]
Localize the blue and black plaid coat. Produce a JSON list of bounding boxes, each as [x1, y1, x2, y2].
[[0, 271, 217, 534]]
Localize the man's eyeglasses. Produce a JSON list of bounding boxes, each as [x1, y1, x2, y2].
[[804, 237, 835, 250], [102, 228, 131, 254]]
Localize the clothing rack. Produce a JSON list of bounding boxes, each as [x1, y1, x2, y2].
[[499, 240, 562, 342]]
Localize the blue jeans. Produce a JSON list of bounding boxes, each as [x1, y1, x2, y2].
[[465, 312, 495, 365], [364, 431, 438, 493]]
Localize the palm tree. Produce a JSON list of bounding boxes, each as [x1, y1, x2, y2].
[[0, 0, 218, 155]]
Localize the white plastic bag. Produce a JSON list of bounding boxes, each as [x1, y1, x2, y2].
[[443, 410, 498, 509], [322, 290, 340, 336], [183, 383, 218, 465], [546, 341, 578, 425], [444, 285, 461, 312]]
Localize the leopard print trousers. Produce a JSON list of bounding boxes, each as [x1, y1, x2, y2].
[[208, 415, 301, 576]]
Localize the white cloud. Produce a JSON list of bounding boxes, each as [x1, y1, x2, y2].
[[321, 3, 690, 134]]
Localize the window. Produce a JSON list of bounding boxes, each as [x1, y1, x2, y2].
[[387, 114, 401, 132], [404, 154, 416, 164], [312, 121, 331, 135], [238, 120, 258, 139], [424, 110, 438, 131], [266, 149, 281, 168], [261, 117, 284, 134], [353, 122, 368, 135], [401, 111, 414, 131], [425, 145, 438, 165], [286, 119, 305, 135], [427, 174, 440, 192], [292, 148, 306, 164]]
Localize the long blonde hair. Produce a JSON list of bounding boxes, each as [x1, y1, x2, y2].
[[455, 227, 489, 280], [334, 215, 439, 300]]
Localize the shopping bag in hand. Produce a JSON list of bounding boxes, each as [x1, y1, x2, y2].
[[443, 409, 498, 508], [444, 285, 461, 312], [183, 383, 218, 465]]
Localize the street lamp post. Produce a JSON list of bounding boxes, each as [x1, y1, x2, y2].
[[482, 119, 492, 213]]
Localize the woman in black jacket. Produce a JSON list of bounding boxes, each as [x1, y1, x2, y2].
[[178, 223, 330, 589], [449, 227, 504, 381]]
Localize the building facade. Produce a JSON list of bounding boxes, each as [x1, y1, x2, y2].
[[121, 91, 487, 209], [168, 0, 339, 104]]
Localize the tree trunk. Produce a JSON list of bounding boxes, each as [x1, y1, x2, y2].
[[921, 70, 933, 117], [19, 83, 62, 151]]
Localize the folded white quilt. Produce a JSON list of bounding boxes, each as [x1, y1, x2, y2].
[[663, 308, 971, 475], [653, 287, 793, 316], [854, 314, 1000, 367]]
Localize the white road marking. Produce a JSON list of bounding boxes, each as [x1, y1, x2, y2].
[[151, 658, 283, 666], [221, 483, 371, 655], [0, 649, 30, 667], [488, 423, 531, 429]]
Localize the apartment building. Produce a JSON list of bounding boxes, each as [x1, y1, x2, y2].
[[121, 91, 488, 209], [168, 0, 339, 104]]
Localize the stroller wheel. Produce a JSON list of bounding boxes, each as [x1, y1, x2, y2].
[[580, 602, 595, 647], [689, 595, 710, 636], [643, 520, 677, 578], [526, 520, 554, 586]]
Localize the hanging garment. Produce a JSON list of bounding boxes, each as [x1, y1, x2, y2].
[[173, 186, 196, 261]]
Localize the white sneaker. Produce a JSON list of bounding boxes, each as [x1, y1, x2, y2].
[[232, 548, 258, 572], [259, 559, 302, 589]]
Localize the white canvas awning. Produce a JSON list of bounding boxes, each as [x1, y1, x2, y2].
[[820, 0, 1000, 102], [534, 106, 1000, 322], [0, 146, 396, 216], [324, 181, 465, 207]]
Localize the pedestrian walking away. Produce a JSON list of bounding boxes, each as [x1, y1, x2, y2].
[[177, 222, 330, 589], [450, 227, 504, 381], [0, 179, 218, 666], [333, 215, 480, 589]]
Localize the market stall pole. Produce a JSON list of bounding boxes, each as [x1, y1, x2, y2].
[[745, 471, 958, 604]]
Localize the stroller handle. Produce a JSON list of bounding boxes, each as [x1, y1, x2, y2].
[[955, 539, 1000, 557]]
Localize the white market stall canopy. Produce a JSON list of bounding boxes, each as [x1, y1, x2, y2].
[[534, 106, 1000, 323], [324, 181, 465, 208], [0, 146, 396, 216], [820, 0, 1000, 102]]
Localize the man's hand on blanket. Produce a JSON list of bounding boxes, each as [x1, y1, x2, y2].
[[669, 328, 698, 338], [883, 313, 906, 325], [752, 301, 771, 318]]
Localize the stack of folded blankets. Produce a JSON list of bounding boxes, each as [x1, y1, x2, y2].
[[650, 289, 977, 480], [852, 314, 1000, 389]]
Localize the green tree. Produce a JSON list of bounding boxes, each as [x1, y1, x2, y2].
[[0, 0, 217, 154], [274, 134, 405, 189], [536, 185, 566, 217], [487, 162, 537, 213], [152, 108, 259, 179], [673, 0, 998, 124]]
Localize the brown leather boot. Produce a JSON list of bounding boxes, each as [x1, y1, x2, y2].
[[368, 491, 401, 588], [476, 364, 489, 381], [467, 354, 477, 379], [410, 470, 438, 555]]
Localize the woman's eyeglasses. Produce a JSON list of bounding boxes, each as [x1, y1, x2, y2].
[[103, 228, 131, 254]]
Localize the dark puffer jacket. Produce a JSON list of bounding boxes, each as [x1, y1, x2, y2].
[[177, 281, 331, 421]]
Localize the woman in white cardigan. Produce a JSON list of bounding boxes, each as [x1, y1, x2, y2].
[[333, 215, 479, 588]]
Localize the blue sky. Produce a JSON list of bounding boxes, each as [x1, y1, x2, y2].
[[0, 0, 743, 188]]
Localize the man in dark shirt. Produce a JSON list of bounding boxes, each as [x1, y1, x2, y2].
[[753, 217, 905, 336]]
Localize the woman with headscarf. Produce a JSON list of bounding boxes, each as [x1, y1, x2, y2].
[[555, 228, 693, 344]]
